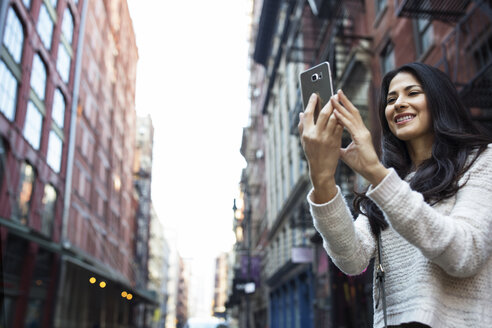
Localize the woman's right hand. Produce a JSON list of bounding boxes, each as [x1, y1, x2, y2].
[[298, 93, 343, 203]]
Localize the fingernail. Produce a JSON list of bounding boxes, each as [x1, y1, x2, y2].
[[310, 93, 316, 100]]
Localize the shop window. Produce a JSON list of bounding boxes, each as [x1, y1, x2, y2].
[[23, 101, 43, 150], [30, 54, 47, 100], [415, 18, 433, 57], [380, 42, 395, 75], [61, 8, 74, 44], [56, 42, 71, 83], [47, 130, 62, 172], [0, 61, 18, 121], [52, 88, 65, 128], [26, 248, 53, 326], [3, 7, 24, 63], [36, 4, 54, 50], [16, 162, 36, 225]]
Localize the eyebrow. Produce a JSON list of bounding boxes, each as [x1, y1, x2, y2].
[[387, 84, 422, 96]]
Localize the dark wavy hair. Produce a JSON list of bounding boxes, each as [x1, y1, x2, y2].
[[354, 62, 492, 236]]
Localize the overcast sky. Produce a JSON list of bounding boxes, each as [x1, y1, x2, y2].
[[126, 1, 251, 313]]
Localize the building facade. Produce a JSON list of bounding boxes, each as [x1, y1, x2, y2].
[[231, 0, 492, 327], [0, 0, 85, 326], [53, 0, 156, 326]]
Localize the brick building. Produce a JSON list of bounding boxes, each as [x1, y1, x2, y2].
[[54, 0, 156, 326], [0, 0, 85, 326]]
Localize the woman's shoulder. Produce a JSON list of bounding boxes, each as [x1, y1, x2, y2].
[[466, 143, 492, 175]]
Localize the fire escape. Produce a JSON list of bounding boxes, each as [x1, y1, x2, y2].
[[396, 0, 492, 123]]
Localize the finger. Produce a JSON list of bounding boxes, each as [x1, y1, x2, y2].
[[333, 109, 356, 135], [331, 93, 352, 119], [316, 96, 336, 128], [337, 89, 360, 115], [303, 93, 318, 122], [298, 112, 304, 135]]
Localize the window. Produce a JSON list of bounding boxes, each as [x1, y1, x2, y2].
[[381, 42, 395, 75], [23, 0, 31, 9], [0, 139, 6, 190], [30, 54, 47, 100], [415, 18, 433, 57], [47, 130, 62, 172], [3, 7, 24, 63], [50, 0, 58, 9], [376, 0, 387, 15], [61, 8, 74, 44], [41, 184, 57, 236], [0, 61, 18, 121], [56, 42, 71, 83], [16, 162, 36, 225], [23, 102, 43, 150], [36, 4, 54, 50], [52, 89, 65, 128]]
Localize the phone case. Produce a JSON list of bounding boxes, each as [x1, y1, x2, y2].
[[299, 62, 334, 111]]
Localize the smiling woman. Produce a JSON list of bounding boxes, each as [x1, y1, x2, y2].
[[298, 62, 492, 328]]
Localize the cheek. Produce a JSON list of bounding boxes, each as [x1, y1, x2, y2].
[[384, 107, 394, 126]]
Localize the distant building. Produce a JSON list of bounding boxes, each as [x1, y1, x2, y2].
[[148, 204, 171, 328], [212, 252, 229, 319], [0, 0, 86, 325], [176, 255, 190, 328]]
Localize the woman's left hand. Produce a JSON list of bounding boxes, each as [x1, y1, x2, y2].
[[332, 90, 390, 186]]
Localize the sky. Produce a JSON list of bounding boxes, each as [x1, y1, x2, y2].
[[126, 1, 252, 312]]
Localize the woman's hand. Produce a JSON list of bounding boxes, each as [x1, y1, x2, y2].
[[299, 93, 343, 203], [332, 90, 390, 186]]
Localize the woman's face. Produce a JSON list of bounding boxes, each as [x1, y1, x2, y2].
[[384, 72, 434, 147]]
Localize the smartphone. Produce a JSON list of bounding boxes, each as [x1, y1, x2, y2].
[[299, 62, 334, 115]]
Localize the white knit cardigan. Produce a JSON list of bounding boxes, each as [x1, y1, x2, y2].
[[308, 145, 492, 328]]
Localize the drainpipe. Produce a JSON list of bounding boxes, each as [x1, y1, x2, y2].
[[61, 0, 88, 244]]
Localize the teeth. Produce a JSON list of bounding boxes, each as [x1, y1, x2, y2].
[[396, 115, 413, 123]]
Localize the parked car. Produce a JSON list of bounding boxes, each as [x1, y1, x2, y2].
[[183, 317, 229, 328]]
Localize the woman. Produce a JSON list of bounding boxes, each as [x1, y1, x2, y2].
[[298, 62, 492, 328]]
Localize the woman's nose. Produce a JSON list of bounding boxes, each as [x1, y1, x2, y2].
[[394, 97, 406, 110]]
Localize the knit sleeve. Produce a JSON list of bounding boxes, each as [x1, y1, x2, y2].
[[367, 146, 492, 278], [307, 186, 376, 275]]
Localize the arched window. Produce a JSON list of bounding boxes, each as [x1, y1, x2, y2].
[[61, 8, 74, 44], [0, 61, 18, 121], [23, 101, 43, 150], [56, 42, 71, 83], [36, 4, 54, 50], [30, 54, 47, 100], [3, 7, 24, 63], [52, 89, 65, 128], [16, 161, 36, 225], [41, 184, 57, 236], [47, 130, 62, 173]]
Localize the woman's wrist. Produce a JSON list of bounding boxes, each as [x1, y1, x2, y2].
[[312, 179, 338, 204], [365, 164, 390, 187]]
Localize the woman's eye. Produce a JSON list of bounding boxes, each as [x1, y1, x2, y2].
[[409, 91, 420, 96], [387, 98, 396, 104]]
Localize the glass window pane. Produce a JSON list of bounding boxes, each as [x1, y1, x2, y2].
[[23, 102, 43, 150], [36, 4, 54, 50], [23, 0, 31, 9], [3, 7, 24, 63], [56, 43, 71, 83], [52, 89, 65, 128], [30, 54, 47, 100], [0, 61, 18, 121], [47, 130, 62, 173], [62, 8, 74, 44], [50, 0, 58, 9], [16, 162, 35, 225], [41, 184, 57, 236]]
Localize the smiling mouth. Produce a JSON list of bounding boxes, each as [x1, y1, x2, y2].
[[395, 114, 415, 124]]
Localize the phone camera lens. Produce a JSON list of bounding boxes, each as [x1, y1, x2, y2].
[[311, 73, 319, 81]]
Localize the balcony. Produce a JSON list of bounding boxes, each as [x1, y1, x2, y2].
[[395, 0, 471, 22], [435, 1, 492, 116]]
